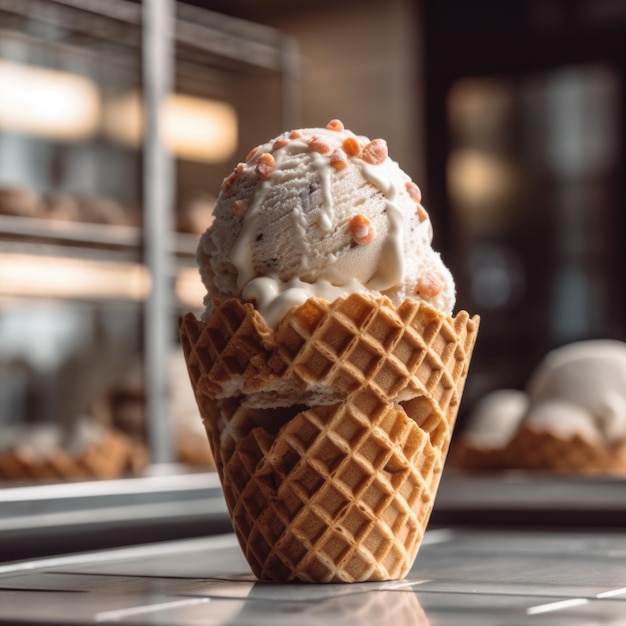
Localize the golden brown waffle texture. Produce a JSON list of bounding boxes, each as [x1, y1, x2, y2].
[[179, 293, 479, 582]]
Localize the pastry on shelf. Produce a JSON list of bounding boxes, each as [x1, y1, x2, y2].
[[76, 195, 130, 226], [42, 192, 81, 222], [0, 419, 147, 482], [0, 186, 43, 218], [106, 353, 215, 470], [0, 186, 134, 227]]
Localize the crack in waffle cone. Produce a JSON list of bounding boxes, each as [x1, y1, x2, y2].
[[179, 293, 479, 582]]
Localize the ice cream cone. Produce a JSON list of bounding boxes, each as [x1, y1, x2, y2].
[[448, 440, 508, 472], [504, 424, 626, 475], [180, 293, 478, 582]]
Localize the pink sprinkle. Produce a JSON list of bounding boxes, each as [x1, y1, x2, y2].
[[417, 205, 429, 223], [330, 148, 349, 170], [272, 138, 290, 151], [221, 172, 236, 192], [349, 214, 376, 245], [233, 199, 248, 215], [362, 139, 388, 165], [255, 153, 275, 178], [326, 119, 344, 132], [246, 146, 260, 162], [416, 272, 443, 297], [342, 137, 361, 157], [405, 181, 422, 203], [308, 136, 332, 155]]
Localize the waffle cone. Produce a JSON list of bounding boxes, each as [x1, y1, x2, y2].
[[179, 293, 479, 582], [503, 424, 626, 475]]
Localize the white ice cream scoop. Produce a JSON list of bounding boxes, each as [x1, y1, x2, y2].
[[525, 340, 626, 445], [197, 119, 455, 327]]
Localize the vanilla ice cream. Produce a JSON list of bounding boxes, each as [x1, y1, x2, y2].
[[524, 339, 626, 445], [453, 339, 626, 473], [197, 119, 455, 327], [463, 389, 528, 449]]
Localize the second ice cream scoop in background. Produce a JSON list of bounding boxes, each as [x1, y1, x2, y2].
[[197, 119, 455, 327], [451, 339, 626, 474]]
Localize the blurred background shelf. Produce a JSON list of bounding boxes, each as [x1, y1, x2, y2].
[[0, 471, 231, 562], [0, 0, 300, 480], [0, 214, 198, 256], [0, 214, 141, 249]]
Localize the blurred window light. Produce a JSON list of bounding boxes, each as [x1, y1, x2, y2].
[[175, 266, 204, 308], [447, 148, 519, 209], [0, 253, 151, 301], [0, 61, 100, 141], [103, 91, 238, 163]]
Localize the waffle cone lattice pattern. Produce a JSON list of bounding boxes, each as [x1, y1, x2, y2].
[[179, 293, 479, 582]]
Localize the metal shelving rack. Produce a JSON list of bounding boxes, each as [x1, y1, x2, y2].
[[0, 0, 300, 466]]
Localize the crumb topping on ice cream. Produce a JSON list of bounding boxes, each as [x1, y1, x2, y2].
[[197, 119, 455, 327]]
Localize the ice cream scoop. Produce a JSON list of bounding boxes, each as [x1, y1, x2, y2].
[[524, 339, 626, 445], [197, 119, 455, 327], [462, 389, 529, 449], [451, 339, 626, 475]]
